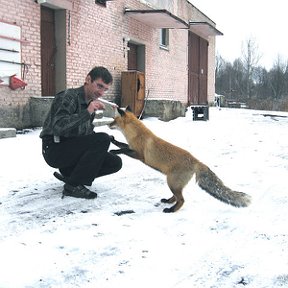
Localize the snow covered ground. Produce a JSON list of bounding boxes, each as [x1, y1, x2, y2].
[[0, 107, 288, 288]]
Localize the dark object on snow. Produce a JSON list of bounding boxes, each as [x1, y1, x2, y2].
[[262, 113, 288, 120], [237, 277, 249, 285], [191, 105, 209, 121], [114, 210, 135, 216]]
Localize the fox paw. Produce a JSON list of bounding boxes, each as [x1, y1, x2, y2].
[[163, 207, 174, 213], [109, 135, 115, 142]]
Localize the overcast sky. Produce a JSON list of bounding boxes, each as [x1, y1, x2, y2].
[[190, 0, 288, 69]]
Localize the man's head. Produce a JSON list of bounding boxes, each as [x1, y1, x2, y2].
[[88, 66, 113, 84], [84, 66, 113, 101]]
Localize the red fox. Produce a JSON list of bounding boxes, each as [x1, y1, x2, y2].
[[110, 107, 251, 213]]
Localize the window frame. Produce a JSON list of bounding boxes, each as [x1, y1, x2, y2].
[[159, 28, 169, 50]]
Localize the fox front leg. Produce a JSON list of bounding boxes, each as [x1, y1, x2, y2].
[[110, 136, 130, 149], [109, 147, 139, 159], [110, 136, 142, 160]]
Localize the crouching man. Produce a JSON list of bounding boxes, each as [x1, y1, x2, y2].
[[40, 66, 122, 199]]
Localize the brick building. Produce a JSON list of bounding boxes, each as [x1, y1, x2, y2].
[[0, 0, 222, 128]]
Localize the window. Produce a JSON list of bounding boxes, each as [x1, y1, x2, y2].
[[95, 0, 107, 6], [95, 0, 113, 6], [160, 28, 169, 49]]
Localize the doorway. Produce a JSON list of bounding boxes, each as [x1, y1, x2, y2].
[[41, 6, 55, 96], [40, 6, 66, 96], [127, 42, 145, 72], [188, 31, 208, 105]]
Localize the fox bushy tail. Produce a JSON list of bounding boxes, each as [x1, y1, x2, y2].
[[196, 163, 251, 207]]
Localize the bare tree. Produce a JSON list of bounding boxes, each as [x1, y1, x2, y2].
[[215, 39, 288, 110], [215, 53, 225, 75], [241, 37, 262, 98], [269, 55, 287, 99]]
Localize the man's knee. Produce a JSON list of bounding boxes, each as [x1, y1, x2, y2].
[[114, 154, 123, 172], [107, 152, 123, 173], [89, 132, 111, 150]]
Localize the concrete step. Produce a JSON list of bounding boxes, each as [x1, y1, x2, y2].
[[0, 128, 16, 139]]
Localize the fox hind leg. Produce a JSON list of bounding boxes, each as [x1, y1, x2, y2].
[[161, 172, 191, 213], [162, 188, 184, 213], [161, 195, 176, 204], [162, 176, 185, 213]]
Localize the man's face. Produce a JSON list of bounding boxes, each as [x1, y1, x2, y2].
[[85, 76, 111, 101]]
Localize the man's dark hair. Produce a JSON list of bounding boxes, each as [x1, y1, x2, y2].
[[88, 66, 113, 84]]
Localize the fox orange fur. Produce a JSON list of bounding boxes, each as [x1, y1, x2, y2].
[[110, 107, 251, 213]]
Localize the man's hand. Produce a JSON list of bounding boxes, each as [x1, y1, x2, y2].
[[87, 100, 105, 114]]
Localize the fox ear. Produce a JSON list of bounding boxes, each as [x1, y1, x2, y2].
[[126, 105, 132, 112], [117, 107, 126, 117]]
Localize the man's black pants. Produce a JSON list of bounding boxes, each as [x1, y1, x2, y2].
[[42, 132, 122, 186]]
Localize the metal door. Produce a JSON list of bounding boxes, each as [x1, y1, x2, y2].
[[41, 6, 56, 96], [188, 31, 208, 104], [199, 37, 208, 104]]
